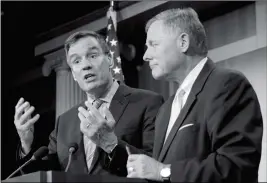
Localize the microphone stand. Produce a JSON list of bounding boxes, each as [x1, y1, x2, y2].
[[6, 156, 34, 179]]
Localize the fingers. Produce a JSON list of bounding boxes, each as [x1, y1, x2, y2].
[[24, 103, 30, 111], [79, 112, 98, 139], [15, 97, 24, 109], [20, 106, 35, 125], [78, 107, 96, 128], [21, 114, 40, 130], [78, 112, 86, 133], [15, 101, 30, 120], [127, 154, 150, 179], [84, 103, 107, 127], [127, 155, 139, 174], [85, 101, 102, 119], [24, 104, 31, 119], [103, 106, 116, 128], [78, 111, 94, 129], [127, 154, 140, 162], [14, 98, 40, 130], [127, 172, 138, 178], [127, 169, 137, 178], [127, 155, 139, 178], [78, 106, 89, 118]]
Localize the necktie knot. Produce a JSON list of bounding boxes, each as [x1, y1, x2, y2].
[[174, 89, 185, 104], [92, 99, 104, 109], [178, 89, 185, 98]]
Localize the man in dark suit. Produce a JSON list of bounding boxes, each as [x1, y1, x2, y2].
[[126, 7, 263, 182], [14, 31, 163, 177]]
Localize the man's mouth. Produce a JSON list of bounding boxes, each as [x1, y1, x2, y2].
[[149, 64, 157, 69], [84, 74, 95, 80]]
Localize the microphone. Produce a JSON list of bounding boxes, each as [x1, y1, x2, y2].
[[65, 143, 78, 172], [6, 146, 49, 179]]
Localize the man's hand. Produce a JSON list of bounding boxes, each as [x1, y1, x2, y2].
[[78, 101, 117, 153], [127, 154, 167, 181], [14, 98, 40, 154]]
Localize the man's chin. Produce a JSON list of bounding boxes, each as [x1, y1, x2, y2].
[[152, 71, 165, 80], [82, 82, 99, 92]]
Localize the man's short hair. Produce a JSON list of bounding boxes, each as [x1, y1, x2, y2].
[[64, 31, 109, 55], [145, 7, 208, 56]]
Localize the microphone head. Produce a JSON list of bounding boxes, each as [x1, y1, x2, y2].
[[33, 146, 49, 160], [68, 143, 78, 153]]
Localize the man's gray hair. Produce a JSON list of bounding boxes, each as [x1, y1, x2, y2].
[[64, 30, 109, 55], [145, 7, 208, 56]]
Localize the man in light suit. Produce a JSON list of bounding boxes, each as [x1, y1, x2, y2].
[[14, 31, 163, 177], [126, 7, 263, 182]]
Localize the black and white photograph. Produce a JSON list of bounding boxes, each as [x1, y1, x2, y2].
[[1, 1, 266, 182]]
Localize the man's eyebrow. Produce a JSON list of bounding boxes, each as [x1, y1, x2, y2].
[[88, 46, 100, 52], [68, 46, 100, 59], [68, 54, 78, 60]]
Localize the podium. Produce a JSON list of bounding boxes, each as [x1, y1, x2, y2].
[[2, 171, 148, 182]]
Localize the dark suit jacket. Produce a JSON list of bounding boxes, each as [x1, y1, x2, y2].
[[18, 84, 164, 177], [153, 59, 263, 183]]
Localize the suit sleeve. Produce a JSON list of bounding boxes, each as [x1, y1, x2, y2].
[[105, 94, 164, 176], [170, 74, 263, 183]]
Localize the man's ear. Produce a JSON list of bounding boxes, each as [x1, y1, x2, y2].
[[72, 71, 77, 81], [107, 54, 114, 68], [177, 33, 190, 53]]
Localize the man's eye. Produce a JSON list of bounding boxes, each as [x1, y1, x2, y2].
[[88, 53, 99, 59], [91, 54, 97, 59], [72, 59, 80, 64]]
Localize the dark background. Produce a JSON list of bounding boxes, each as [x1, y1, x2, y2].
[[1, 1, 253, 179]]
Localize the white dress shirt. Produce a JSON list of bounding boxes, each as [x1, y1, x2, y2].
[[164, 57, 208, 142]]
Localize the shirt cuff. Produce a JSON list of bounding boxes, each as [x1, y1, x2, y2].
[[107, 143, 118, 160], [20, 148, 28, 159], [100, 133, 118, 153], [20, 142, 31, 158]]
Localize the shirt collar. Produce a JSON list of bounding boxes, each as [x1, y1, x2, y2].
[[87, 81, 119, 104], [177, 57, 208, 96]]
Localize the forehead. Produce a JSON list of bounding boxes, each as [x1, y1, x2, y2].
[[146, 20, 168, 40], [68, 36, 102, 56]]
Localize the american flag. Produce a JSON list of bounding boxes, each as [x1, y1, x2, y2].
[[106, 11, 124, 83]]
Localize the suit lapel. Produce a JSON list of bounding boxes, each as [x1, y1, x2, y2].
[[88, 145, 101, 174], [158, 93, 196, 161], [153, 96, 174, 159], [75, 134, 90, 174], [158, 59, 216, 161], [88, 84, 131, 173], [67, 103, 89, 174], [109, 84, 131, 127]]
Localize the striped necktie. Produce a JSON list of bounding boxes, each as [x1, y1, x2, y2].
[[84, 99, 104, 172], [92, 99, 104, 109]]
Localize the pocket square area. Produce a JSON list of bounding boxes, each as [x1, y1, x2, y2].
[[178, 123, 194, 131]]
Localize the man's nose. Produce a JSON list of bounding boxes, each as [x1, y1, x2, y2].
[[81, 58, 92, 70], [143, 49, 152, 62]]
